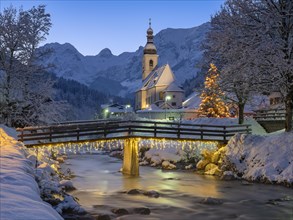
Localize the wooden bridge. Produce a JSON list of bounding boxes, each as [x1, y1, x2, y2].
[[253, 109, 291, 132], [17, 120, 251, 176]]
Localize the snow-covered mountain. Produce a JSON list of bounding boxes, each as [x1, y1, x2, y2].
[[38, 22, 210, 96]]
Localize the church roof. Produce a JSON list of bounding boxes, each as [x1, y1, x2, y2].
[[144, 43, 157, 54], [142, 64, 167, 89], [165, 82, 184, 92], [137, 64, 177, 93], [144, 19, 157, 54]]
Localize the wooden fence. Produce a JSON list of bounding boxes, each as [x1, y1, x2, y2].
[[254, 109, 289, 121], [17, 120, 251, 147]]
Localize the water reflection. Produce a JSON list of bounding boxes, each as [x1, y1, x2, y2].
[[63, 154, 293, 220]]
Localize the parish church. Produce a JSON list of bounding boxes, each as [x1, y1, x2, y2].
[[135, 21, 184, 110]]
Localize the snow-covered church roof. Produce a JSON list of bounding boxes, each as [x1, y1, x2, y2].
[[165, 82, 184, 92], [138, 64, 177, 91]]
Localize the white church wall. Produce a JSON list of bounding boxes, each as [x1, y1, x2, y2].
[[136, 109, 199, 120], [164, 91, 184, 108]]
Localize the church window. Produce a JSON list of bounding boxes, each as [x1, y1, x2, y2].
[[172, 102, 176, 106], [159, 92, 164, 100], [149, 60, 154, 68]]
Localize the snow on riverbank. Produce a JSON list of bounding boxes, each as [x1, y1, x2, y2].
[[224, 132, 293, 186], [0, 125, 63, 220]]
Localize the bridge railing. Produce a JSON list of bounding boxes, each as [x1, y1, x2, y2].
[[253, 109, 289, 121], [17, 120, 251, 146]]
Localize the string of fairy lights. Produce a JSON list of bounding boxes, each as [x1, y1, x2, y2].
[[30, 138, 219, 159]]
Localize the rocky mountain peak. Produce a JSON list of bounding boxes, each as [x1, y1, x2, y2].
[[98, 48, 113, 58]]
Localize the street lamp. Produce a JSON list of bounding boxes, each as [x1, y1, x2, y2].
[[104, 108, 109, 118], [125, 104, 131, 113], [165, 95, 171, 119]]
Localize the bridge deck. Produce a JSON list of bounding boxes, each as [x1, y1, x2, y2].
[[17, 120, 251, 147]]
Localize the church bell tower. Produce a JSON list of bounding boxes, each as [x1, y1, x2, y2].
[[142, 19, 158, 81]]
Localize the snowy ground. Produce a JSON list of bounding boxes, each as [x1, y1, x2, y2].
[[0, 125, 63, 220]]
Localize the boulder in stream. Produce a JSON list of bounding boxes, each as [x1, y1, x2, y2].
[[127, 189, 142, 195], [133, 207, 151, 215], [200, 197, 223, 205], [95, 214, 111, 220], [143, 190, 160, 198], [111, 208, 129, 216]]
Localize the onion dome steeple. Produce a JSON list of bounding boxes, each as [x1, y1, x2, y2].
[[144, 18, 157, 54]]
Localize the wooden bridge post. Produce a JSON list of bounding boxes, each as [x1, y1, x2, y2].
[[103, 123, 107, 138], [200, 125, 203, 140], [223, 126, 227, 142], [122, 137, 139, 176], [177, 124, 180, 138], [21, 129, 24, 142], [49, 127, 52, 142]]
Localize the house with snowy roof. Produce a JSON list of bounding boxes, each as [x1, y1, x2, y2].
[[135, 21, 184, 111], [101, 103, 133, 118]]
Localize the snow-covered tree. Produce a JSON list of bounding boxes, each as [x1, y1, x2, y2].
[[0, 5, 67, 126], [198, 64, 230, 118], [252, 0, 293, 132], [205, 0, 293, 130], [204, 0, 259, 124]]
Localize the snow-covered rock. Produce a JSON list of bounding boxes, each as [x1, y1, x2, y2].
[[185, 164, 193, 170], [162, 161, 176, 170], [220, 171, 236, 181], [59, 180, 76, 191], [37, 162, 56, 175], [223, 132, 293, 186], [55, 195, 85, 215], [144, 148, 182, 165], [196, 159, 209, 170]]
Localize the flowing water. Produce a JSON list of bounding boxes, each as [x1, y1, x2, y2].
[[62, 153, 293, 220]]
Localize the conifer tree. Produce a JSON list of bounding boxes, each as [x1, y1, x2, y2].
[[198, 64, 230, 118]]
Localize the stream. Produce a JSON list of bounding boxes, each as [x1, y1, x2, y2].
[[62, 153, 293, 220]]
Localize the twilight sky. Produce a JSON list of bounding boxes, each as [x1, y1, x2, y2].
[[1, 0, 225, 56]]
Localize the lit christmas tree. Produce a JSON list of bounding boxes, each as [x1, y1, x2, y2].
[[198, 64, 230, 118]]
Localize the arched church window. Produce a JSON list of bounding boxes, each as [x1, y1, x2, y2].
[[159, 91, 163, 100], [149, 60, 153, 68]]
